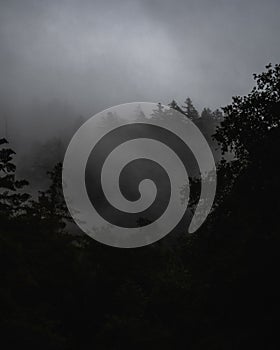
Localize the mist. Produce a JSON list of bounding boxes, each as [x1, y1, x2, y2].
[[0, 0, 279, 153]]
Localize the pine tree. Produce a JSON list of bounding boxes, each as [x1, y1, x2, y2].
[[30, 163, 71, 233], [168, 99, 185, 116], [182, 97, 199, 120], [201, 107, 212, 120], [0, 138, 30, 222]]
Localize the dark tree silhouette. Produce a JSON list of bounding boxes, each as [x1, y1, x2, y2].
[[0, 138, 30, 223], [1, 64, 280, 350], [29, 163, 71, 233], [182, 97, 199, 120], [215, 63, 280, 161]]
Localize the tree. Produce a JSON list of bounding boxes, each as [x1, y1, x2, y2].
[[214, 63, 280, 161], [168, 99, 186, 116], [30, 163, 71, 233], [212, 108, 224, 121], [201, 107, 212, 121], [181, 97, 199, 120], [0, 138, 29, 223]]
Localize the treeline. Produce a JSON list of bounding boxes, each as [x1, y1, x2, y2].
[[6, 99, 223, 195], [0, 64, 280, 349]]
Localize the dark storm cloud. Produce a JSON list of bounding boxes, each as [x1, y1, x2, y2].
[[0, 0, 280, 143]]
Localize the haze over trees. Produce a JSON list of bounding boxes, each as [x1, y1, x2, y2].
[[0, 64, 279, 349]]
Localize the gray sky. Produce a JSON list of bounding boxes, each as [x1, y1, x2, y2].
[[0, 0, 280, 143]]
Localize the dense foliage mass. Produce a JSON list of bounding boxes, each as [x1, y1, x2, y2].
[[0, 64, 279, 349]]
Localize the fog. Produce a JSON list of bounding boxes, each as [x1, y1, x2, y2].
[[0, 0, 279, 149]]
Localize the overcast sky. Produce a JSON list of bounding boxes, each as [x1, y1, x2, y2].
[[1, 0, 280, 142]]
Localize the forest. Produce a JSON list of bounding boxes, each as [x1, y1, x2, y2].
[[0, 64, 280, 349]]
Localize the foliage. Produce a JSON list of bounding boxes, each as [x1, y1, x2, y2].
[[1, 64, 280, 349], [0, 138, 30, 222], [28, 163, 71, 233], [214, 63, 280, 161]]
